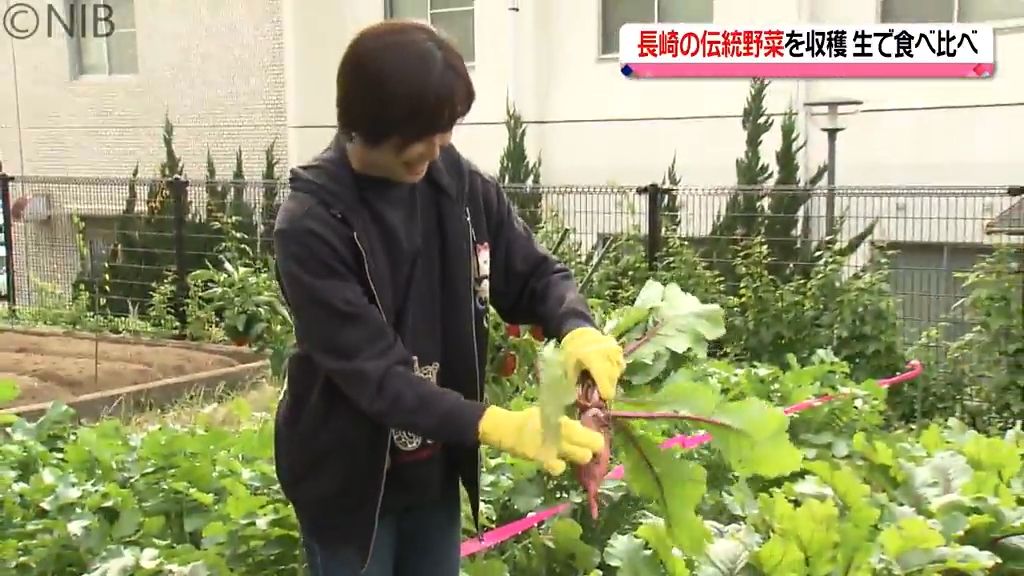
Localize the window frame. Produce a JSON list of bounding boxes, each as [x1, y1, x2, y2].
[[597, 0, 715, 59], [877, 0, 1024, 30], [384, 0, 476, 65], [68, 0, 139, 79]]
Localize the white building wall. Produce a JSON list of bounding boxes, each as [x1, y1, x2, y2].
[[284, 0, 1023, 253], [0, 0, 288, 306], [0, 0, 287, 179]]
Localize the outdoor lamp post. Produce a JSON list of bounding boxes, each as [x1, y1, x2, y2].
[[804, 97, 863, 238]]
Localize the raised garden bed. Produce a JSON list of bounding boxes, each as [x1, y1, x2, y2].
[[0, 326, 268, 421]]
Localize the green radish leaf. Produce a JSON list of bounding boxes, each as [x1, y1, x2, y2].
[[616, 420, 710, 555], [536, 341, 574, 454], [549, 518, 601, 572], [604, 533, 664, 576], [635, 518, 691, 575]]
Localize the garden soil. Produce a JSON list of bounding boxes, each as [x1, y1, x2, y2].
[[0, 331, 239, 409]]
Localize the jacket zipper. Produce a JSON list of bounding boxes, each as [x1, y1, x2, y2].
[[353, 231, 391, 572], [465, 207, 484, 538]]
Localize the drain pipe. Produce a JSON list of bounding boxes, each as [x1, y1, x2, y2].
[[5, 0, 26, 174], [507, 0, 519, 105], [797, 0, 811, 184]]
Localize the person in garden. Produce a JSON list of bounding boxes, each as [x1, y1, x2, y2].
[[271, 19, 626, 576]]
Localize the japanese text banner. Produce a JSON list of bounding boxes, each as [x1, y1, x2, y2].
[[619, 24, 995, 78]]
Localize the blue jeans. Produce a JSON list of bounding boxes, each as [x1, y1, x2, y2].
[[301, 488, 462, 576]]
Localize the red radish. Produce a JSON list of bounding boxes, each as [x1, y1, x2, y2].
[[499, 351, 518, 376], [505, 324, 521, 338], [577, 407, 611, 519], [574, 376, 611, 519]]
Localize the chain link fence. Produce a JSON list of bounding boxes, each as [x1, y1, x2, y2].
[[1, 173, 1021, 345]]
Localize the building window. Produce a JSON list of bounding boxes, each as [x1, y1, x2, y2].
[[881, 0, 1024, 23], [387, 0, 475, 63], [601, 0, 714, 56], [71, 0, 138, 76]]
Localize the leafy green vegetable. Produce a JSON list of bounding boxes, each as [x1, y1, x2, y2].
[[0, 403, 301, 575], [617, 420, 710, 554], [3, 282, 1020, 576], [603, 532, 664, 575], [0, 379, 19, 404], [536, 341, 575, 455]]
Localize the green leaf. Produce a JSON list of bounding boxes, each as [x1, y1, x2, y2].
[[753, 493, 842, 575], [461, 557, 510, 576], [617, 421, 710, 554], [549, 518, 601, 572], [604, 533, 664, 576], [802, 461, 880, 573], [536, 342, 575, 455], [636, 518, 691, 576], [962, 433, 1021, 483], [695, 526, 755, 576], [919, 424, 947, 453], [625, 350, 673, 386], [617, 374, 720, 416], [187, 269, 219, 283], [754, 535, 806, 576], [658, 284, 726, 342], [633, 281, 666, 309], [993, 535, 1024, 569], [605, 306, 652, 339], [624, 282, 725, 361], [930, 545, 1001, 573], [703, 398, 803, 478], [508, 474, 545, 512], [0, 379, 19, 404], [898, 451, 973, 509], [111, 507, 143, 540], [878, 516, 945, 570]]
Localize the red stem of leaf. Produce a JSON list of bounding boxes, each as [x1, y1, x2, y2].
[[608, 411, 735, 430], [622, 321, 665, 357]]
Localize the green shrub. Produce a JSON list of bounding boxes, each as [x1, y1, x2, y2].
[[79, 114, 280, 323], [889, 246, 1023, 433]]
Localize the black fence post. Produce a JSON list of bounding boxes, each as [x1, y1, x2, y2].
[[1010, 186, 1024, 320], [0, 168, 16, 314], [637, 184, 664, 271], [169, 175, 189, 338]]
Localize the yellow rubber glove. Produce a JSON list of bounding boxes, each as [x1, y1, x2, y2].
[[478, 406, 605, 475], [561, 326, 626, 401]]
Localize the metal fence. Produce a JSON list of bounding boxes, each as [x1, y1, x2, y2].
[[1, 172, 1021, 344]]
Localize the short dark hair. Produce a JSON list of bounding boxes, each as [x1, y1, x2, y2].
[[336, 20, 475, 147]]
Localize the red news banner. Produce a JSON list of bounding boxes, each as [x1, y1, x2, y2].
[[617, 24, 995, 78]]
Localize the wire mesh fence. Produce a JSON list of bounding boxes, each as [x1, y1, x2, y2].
[[0, 173, 280, 335], [504, 182, 1023, 344], [0, 173, 1021, 348]]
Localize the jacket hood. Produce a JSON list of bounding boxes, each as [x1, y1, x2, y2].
[[288, 130, 463, 221]]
